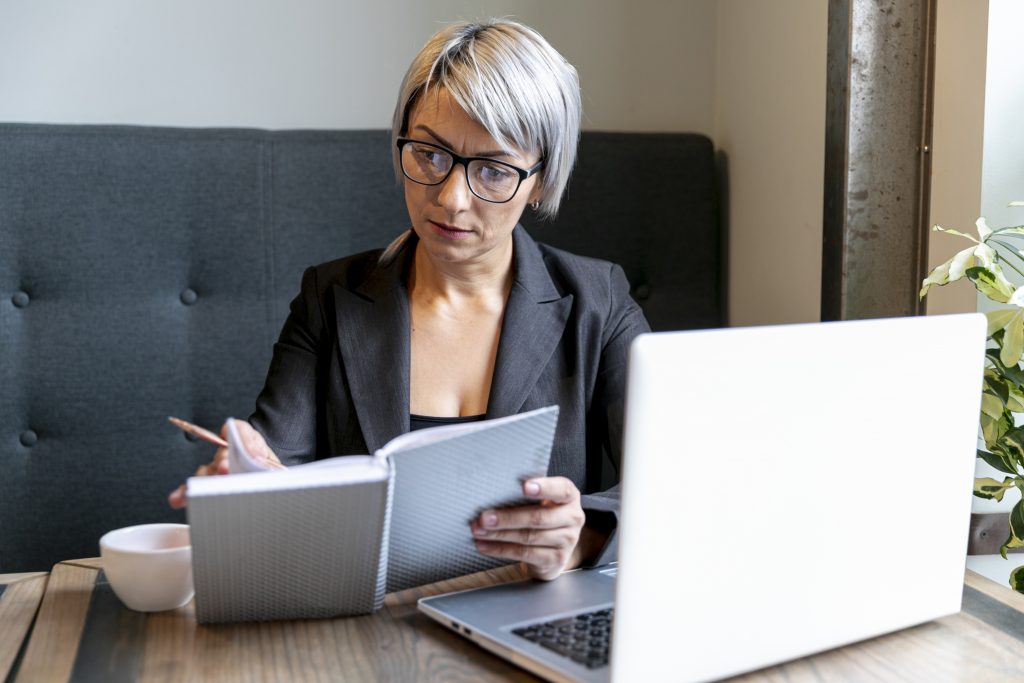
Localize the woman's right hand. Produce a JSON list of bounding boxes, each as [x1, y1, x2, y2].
[[167, 421, 281, 509]]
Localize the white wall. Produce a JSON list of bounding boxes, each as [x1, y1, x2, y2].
[[980, 0, 1024, 227], [925, 0, 989, 316], [4, 1, 984, 329], [0, 0, 716, 134], [2, 0, 828, 329], [965, 0, 1024, 586], [713, 0, 991, 327], [714, 1, 828, 327]]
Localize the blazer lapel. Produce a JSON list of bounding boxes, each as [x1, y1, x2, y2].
[[333, 242, 413, 453], [487, 227, 573, 418]]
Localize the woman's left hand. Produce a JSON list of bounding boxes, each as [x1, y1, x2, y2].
[[471, 476, 591, 581]]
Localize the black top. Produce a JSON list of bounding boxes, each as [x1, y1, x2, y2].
[[249, 227, 651, 568], [409, 413, 486, 432]]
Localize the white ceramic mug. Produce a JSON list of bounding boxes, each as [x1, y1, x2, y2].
[[99, 523, 194, 612]]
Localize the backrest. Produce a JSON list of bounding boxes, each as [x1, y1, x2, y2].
[[0, 124, 720, 571]]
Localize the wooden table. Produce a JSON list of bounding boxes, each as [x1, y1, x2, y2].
[[0, 570, 49, 682], [9, 561, 1024, 682]]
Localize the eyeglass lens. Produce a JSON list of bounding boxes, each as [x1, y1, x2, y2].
[[401, 142, 522, 202]]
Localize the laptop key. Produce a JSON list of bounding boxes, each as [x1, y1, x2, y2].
[[512, 628, 540, 642], [539, 640, 574, 657], [512, 607, 615, 670]]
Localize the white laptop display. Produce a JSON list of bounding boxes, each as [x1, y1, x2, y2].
[[418, 314, 986, 683]]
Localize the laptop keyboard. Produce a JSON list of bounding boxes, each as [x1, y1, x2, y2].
[[511, 607, 613, 670]]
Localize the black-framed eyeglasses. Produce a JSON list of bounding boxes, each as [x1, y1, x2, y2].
[[396, 138, 543, 204]]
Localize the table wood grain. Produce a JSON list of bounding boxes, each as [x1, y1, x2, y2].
[[11, 561, 1024, 682], [14, 559, 534, 683], [0, 570, 48, 682]]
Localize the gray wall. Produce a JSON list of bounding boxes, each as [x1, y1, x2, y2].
[[0, 0, 841, 328], [0, 0, 716, 134]]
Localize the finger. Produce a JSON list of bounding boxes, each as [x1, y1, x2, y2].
[[474, 540, 566, 580], [168, 485, 187, 509], [234, 421, 285, 469], [522, 476, 579, 505], [238, 422, 265, 455], [472, 524, 578, 549], [478, 502, 584, 532]]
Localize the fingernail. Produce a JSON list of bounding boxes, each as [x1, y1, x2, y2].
[[525, 481, 540, 496], [484, 513, 498, 527], [473, 526, 489, 536]]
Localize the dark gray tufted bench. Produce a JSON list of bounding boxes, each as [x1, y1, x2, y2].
[[0, 124, 721, 572]]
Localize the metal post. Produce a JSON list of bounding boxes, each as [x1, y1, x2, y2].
[[822, 0, 936, 320]]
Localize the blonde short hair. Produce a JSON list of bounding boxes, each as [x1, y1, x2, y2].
[[391, 19, 581, 220]]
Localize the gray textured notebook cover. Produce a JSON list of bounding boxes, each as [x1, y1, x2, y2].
[[188, 457, 392, 624], [187, 405, 558, 623], [385, 406, 558, 592]]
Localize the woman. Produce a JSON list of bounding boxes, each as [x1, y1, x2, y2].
[[169, 19, 650, 581]]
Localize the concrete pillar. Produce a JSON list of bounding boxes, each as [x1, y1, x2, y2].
[[822, 0, 936, 320]]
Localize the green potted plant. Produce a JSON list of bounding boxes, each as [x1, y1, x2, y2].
[[920, 201, 1024, 593]]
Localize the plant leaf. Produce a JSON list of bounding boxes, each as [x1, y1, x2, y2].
[[1009, 201, 1024, 207], [1001, 535, 1024, 560], [985, 374, 1010, 405], [982, 411, 1015, 449], [932, 224, 980, 242], [987, 309, 1019, 336], [982, 414, 999, 449], [978, 449, 1018, 475], [966, 266, 1014, 303], [995, 425, 1024, 470], [991, 262, 1020, 294], [977, 217, 993, 240], [974, 476, 1014, 502], [994, 225, 1024, 236], [1001, 499, 1024, 560], [982, 414, 998, 449], [1003, 314, 1024, 367], [987, 349, 1024, 385], [1010, 565, 1024, 594], [1008, 384, 1024, 412], [920, 257, 955, 298], [920, 243, 989, 298], [982, 392, 1004, 419], [1011, 497, 1024, 540], [1001, 498, 1024, 559], [949, 246, 982, 280]]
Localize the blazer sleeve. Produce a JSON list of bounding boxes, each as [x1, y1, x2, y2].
[[249, 266, 325, 465], [579, 263, 651, 564]]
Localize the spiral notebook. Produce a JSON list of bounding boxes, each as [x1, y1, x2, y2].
[[186, 405, 558, 624]]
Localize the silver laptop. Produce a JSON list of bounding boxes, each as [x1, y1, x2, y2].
[[419, 314, 986, 682]]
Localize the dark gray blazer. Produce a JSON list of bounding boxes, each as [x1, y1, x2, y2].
[[250, 225, 650, 532]]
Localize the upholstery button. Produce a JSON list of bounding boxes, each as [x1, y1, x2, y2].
[[634, 284, 651, 301], [20, 430, 38, 447], [11, 291, 30, 308], [180, 288, 198, 305]]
